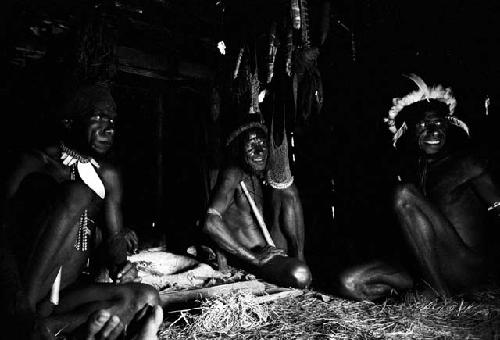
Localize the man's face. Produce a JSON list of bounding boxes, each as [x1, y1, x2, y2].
[[70, 99, 117, 156], [415, 111, 448, 156], [86, 99, 117, 155], [243, 129, 268, 172]]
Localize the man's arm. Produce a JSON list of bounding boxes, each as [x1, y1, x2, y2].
[[203, 167, 262, 266], [471, 171, 500, 216], [100, 165, 129, 279]]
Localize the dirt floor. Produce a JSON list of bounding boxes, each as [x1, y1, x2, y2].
[[158, 286, 500, 340]]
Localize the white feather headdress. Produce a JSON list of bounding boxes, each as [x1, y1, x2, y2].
[[384, 74, 469, 147]]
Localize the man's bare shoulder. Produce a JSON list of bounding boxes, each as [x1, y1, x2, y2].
[[11, 149, 50, 172], [450, 152, 489, 181], [98, 161, 122, 188], [98, 160, 119, 174], [218, 165, 245, 187]]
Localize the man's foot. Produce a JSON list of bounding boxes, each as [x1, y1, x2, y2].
[[85, 309, 124, 340], [75, 305, 162, 340]]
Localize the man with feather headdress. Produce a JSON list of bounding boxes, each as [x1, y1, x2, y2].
[[339, 75, 500, 300]]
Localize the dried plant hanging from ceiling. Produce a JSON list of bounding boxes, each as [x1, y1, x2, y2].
[[291, 0, 323, 122], [224, 0, 330, 121], [217, 0, 333, 170], [231, 44, 262, 119]]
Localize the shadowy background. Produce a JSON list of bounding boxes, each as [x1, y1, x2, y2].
[[1, 0, 500, 291]]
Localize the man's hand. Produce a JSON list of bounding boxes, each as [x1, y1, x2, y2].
[[123, 228, 139, 254], [253, 245, 287, 266], [115, 261, 140, 284]]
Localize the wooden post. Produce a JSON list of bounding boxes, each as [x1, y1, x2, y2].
[[156, 93, 165, 232]]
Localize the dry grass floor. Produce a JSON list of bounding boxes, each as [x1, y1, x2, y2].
[[159, 287, 500, 340]]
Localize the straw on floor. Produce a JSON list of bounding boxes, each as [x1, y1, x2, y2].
[[159, 287, 500, 339]]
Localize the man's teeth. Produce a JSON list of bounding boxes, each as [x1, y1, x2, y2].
[[425, 140, 440, 145]]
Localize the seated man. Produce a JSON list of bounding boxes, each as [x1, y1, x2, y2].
[[203, 117, 311, 288], [340, 74, 500, 300], [1, 84, 159, 337]]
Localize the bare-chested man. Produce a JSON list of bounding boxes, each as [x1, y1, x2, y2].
[[339, 75, 500, 300], [1, 84, 159, 338], [203, 118, 311, 288]]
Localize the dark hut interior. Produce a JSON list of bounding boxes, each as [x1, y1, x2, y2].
[[1, 1, 500, 332]]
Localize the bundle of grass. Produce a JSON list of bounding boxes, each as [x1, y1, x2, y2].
[[193, 290, 271, 333], [160, 290, 271, 339]]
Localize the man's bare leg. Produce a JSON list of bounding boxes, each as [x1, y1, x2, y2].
[[270, 185, 306, 261], [43, 282, 159, 335], [338, 261, 413, 301], [11, 174, 95, 309], [394, 184, 485, 295]]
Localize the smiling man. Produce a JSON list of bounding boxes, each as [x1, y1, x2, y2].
[[339, 75, 500, 300], [388, 96, 494, 296], [203, 117, 311, 289], [1, 83, 158, 338]]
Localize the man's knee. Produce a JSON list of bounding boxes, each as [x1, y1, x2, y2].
[[338, 267, 363, 300], [288, 262, 312, 289], [261, 257, 312, 289], [114, 283, 159, 313], [393, 183, 419, 212], [132, 284, 160, 307]]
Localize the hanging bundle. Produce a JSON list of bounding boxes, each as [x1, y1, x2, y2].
[[231, 45, 262, 116], [233, 47, 245, 79], [292, 0, 323, 121], [267, 22, 279, 84], [249, 71, 261, 114], [285, 19, 294, 77], [290, 0, 301, 29], [319, 0, 331, 46], [231, 46, 250, 111], [300, 0, 311, 48], [267, 119, 294, 189]]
